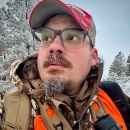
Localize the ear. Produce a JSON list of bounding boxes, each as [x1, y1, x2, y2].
[[91, 48, 98, 66]]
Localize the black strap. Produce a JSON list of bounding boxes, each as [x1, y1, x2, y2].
[[100, 81, 130, 130]]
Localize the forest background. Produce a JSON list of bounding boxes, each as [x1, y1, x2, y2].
[[0, 0, 130, 96]]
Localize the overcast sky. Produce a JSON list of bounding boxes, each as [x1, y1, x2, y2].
[[0, 0, 130, 78]]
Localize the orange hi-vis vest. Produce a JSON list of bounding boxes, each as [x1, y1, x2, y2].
[[34, 89, 127, 130]]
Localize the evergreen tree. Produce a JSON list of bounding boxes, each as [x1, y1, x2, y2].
[[4, 0, 39, 54], [107, 52, 130, 94], [109, 51, 126, 76], [0, 7, 7, 55], [0, 0, 39, 92], [126, 54, 130, 76]]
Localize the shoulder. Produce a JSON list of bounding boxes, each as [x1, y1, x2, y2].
[[98, 88, 127, 130]]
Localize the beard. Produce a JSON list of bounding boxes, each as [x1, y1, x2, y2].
[[43, 77, 71, 97]]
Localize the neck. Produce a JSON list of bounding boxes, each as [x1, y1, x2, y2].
[[65, 81, 85, 98]]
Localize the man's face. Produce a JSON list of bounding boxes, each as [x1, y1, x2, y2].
[[37, 14, 98, 96]]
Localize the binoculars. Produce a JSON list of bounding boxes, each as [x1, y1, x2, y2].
[[93, 114, 122, 130]]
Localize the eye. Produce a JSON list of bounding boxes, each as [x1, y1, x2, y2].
[[67, 35, 78, 41], [42, 36, 52, 42]]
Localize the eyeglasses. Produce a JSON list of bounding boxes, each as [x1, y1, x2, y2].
[[31, 27, 92, 49]]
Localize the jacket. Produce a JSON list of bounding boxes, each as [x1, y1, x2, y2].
[[2, 53, 127, 130]]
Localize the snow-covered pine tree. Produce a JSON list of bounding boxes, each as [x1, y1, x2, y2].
[[0, 0, 39, 92], [0, 7, 7, 55], [107, 51, 130, 95], [4, 0, 39, 55], [126, 54, 130, 76], [109, 51, 126, 77], [107, 51, 128, 83]]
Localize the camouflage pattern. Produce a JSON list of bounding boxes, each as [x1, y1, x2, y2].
[[9, 53, 45, 98], [10, 53, 38, 89], [7, 53, 104, 129]]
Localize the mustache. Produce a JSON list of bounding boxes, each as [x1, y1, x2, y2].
[[43, 54, 72, 68]]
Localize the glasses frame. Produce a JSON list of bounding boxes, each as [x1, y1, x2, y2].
[[31, 27, 93, 49]]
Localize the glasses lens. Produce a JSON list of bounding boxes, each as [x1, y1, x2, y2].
[[62, 29, 84, 48], [34, 28, 54, 47]]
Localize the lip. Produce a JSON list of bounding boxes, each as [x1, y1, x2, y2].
[[46, 61, 65, 68]]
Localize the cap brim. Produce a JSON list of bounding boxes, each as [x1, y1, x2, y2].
[[29, 0, 78, 29]]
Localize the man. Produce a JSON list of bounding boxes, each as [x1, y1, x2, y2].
[[0, 0, 127, 130]]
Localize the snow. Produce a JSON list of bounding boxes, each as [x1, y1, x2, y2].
[[0, 0, 130, 97]]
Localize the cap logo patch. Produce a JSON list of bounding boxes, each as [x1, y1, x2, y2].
[[67, 4, 86, 18]]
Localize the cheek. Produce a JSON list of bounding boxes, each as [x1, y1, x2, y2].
[[37, 56, 42, 68], [72, 52, 91, 77], [37, 50, 46, 71]]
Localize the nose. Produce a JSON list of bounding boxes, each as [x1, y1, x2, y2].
[[48, 35, 66, 55]]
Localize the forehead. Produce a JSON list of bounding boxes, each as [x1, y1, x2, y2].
[[44, 14, 81, 28]]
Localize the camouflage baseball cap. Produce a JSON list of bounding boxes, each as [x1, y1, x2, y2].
[[29, 0, 96, 46]]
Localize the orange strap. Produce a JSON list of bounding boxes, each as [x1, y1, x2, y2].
[[34, 89, 127, 130], [98, 88, 127, 130], [34, 115, 47, 130], [34, 107, 56, 130]]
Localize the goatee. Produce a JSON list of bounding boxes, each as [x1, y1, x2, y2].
[[43, 77, 70, 97]]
